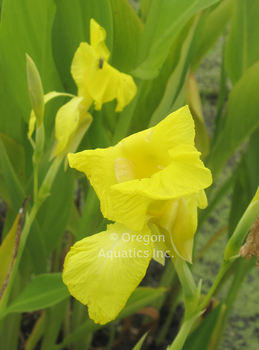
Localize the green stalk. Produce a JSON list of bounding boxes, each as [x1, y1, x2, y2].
[[197, 260, 233, 313]]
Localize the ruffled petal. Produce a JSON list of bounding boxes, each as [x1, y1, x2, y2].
[[90, 18, 110, 61], [62, 223, 153, 324], [55, 97, 84, 155], [68, 146, 120, 200], [71, 42, 136, 112], [114, 144, 212, 200], [87, 62, 137, 111], [68, 110, 211, 231]]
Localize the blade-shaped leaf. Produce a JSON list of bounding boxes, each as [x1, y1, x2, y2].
[[132, 332, 148, 350], [6, 274, 69, 313], [207, 60, 259, 179], [0, 0, 63, 124], [37, 166, 74, 255], [225, 0, 259, 84], [228, 127, 259, 236], [192, 0, 233, 71], [182, 303, 223, 350], [0, 200, 28, 303], [132, 0, 220, 79], [110, 0, 143, 73]]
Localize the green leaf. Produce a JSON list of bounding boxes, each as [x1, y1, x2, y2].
[[182, 304, 223, 350], [110, 0, 143, 73], [0, 212, 21, 302], [207, 60, 259, 179], [52, 0, 113, 95], [130, 17, 194, 133], [192, 0, 233, 71], [0, 0, 63, 124], [36, 166, 74, 254], [132, 332, 148, 350], [132, 0, 220, 79], [0, 61, 23, 144], [0, 133, 25, 188], [6, 274, 69, 313], [0, 138, 25, 211], [228, 127, 259, 236], [148, 15, 200, 126], [0, 137, 46, 274], [225, 0, 259, 84]]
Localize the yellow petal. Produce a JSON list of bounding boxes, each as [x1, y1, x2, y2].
[[148, 223, 166, 265], [68, 107, 212, 231], [55, 96, 84, 155], [90, 18, 110, 61], [87, 62, 137, 111], [62, 223, 153, 324], [71, 43, 137, 111], [158, 193, 201, 263], [71, 42, 96, 107]]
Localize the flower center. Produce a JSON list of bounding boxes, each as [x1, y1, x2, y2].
[[114, 157, 165, 183]]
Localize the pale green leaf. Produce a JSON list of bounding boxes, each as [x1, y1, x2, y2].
[[225, 0, 259, 84], [132, 0, 220, 79], [207, 60, 259, 179], [6, 274, 69, 313]]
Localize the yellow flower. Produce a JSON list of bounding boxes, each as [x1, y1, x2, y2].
[[68, 105, 212, 233], [54, 19, 137, 155], [63, 106, 212, 324]]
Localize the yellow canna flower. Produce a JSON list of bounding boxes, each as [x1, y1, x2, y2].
[[54, 19, 137, 155], [68, 105, 212, 233], [63, 106, 212, 325]]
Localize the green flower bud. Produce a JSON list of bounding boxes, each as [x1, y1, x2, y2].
[[26, 54, 44, 128]]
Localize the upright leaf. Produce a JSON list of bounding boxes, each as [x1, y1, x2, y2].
[[228, 127, 259, 236], [0, 201, 28, 304], [37, 166, 74, 254], [110, 0, 143, 73], [207, 60, 259, 179], [0, 0, 63, 125], [132, 0, 220, 79], [193, 0, 233, 71], [6, 274, 69, 314], [225, 0, 259, 84], [182, 304, 223, 350]]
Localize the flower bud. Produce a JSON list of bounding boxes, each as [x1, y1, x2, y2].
[[26, 54, 44, 128]]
